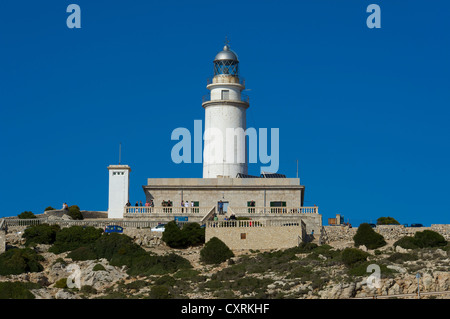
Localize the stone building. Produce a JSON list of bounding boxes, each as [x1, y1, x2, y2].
[[107, 41, 323, 245]]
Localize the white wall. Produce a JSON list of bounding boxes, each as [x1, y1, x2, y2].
[[107, 165, 131, 218]]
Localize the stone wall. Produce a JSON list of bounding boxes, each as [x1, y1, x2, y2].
[[323, 224, 450, 243], [41, 210, 108, 219], [206, 223, 305, 250], [0, 230, 5, 254]]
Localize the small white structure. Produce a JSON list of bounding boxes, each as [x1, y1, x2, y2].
[[202, 43, 249, 178], [107, 165, 131, 218]]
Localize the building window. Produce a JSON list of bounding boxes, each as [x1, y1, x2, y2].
[[270, 201, 286, 213], [221, 90, 229, 100], [241, 233, 246, 240]]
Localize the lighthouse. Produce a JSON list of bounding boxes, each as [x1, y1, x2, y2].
[[202, 42, 250, 178]]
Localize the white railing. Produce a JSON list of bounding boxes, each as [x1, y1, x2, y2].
[[228, 206, 318, 215], [124, 206, 207, 215], [206, 219, 303, 228], [3, 218, 163, 229]]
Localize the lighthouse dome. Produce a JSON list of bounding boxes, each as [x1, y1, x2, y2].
[[214, 45, 239, 62]]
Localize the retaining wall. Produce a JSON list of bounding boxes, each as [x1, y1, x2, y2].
[[323, 224, 450, 243]]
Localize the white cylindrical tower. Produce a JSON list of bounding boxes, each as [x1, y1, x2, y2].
[[202, 43, 250, 178]]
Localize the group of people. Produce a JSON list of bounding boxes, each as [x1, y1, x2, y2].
[[125, 200, 155, 207], [62, 203, 69, 210]]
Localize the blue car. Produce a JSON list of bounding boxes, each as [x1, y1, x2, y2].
[[105, 225, 123, 233]]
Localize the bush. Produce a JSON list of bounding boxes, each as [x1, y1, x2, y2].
[[182, 223, 205, 246], [0, 282, 36, 299], [200, 237, 234, 264], [394, 230, 447, 249], [88, 233, 192, 276], [393, 236, 418, 249], [0, 248, 44, 275], [54, 278, 68, 288], [162, 221, 205, 249], [80, 285, 97, 295], [353, 223, 386, 249], [67, 246, 98, 261], [377, 217, 400, 225], [23, 224, 61, 246], [149, 285, 171, 299], [414, 230, 447, 248], [341, 248, 369, 267], [18, 211, 36, 219], [127, 253, 192, 276], [44, 206, 55, 211], [49, 226, 103, 254], [67, 205, 83, 220], [387, 252, 418, 264], [93, 264, 107, 271], [93, 233, 146, 267]]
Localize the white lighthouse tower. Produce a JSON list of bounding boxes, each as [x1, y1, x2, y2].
[[202, 42, 250, 178]]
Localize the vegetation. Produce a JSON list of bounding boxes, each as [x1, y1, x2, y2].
[[353, 223, 386, 249], [44, 206, 55, 211], [17, 211, 36, 219], [0, 248, 44, 275], [394, 230, 447, 249], [200, 237, 234, 264], [49, 226, 103, 254], [377, 216, 400, 225], [67, 205, 83, 220], [93, 264, 107, 271], [23, 224, 61, 246], [0, 281, 40, 299], [161, 221, 205, 248], [341, 248, 369, 267], [66, 232, 192, 276]]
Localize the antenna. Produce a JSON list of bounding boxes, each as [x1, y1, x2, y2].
[[119, 142, 122, 165]]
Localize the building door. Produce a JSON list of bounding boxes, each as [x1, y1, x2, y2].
[[223, 202, 229, 214], [217, 201, 229, 214]]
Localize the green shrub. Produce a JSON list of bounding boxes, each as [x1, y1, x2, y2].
[[181, 222, 205, 246], [377, 217, 400, 225], [414, 230, 447, 248], [67, 246, 98, 261], [80, 285, 97, 295], [0, 248, 44, 275], [394, 230, 447, 249], [0, 282, 36, 299], [297, 242, 319, 253], [161, 221, 186, 248], [353, 223, 386, 249], [393, 236, 418, 249], [127, 253, 192, 276], [387, 252, 418, 264], [67, 205, 83, 220], [162, 221, 205, 249], [92, 264, 106, 271], [200, 237, 234, 264], [174, 269, 200, 280], [23, 224, 61, 246], [49, 226, 103, 254], [341, 248, 369, 267], [17, 211, 36, 219], [149, 285, 171, 299], [44, 206, 55, 211], [93, 233, 146, 267], [54, 278, 67, 288]]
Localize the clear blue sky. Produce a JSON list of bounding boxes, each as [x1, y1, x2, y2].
[[1, 1, 449, 226]]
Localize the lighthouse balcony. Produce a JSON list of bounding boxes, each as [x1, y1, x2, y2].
[[202, 92, 249, 104], [207, 75, 245, 86]]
